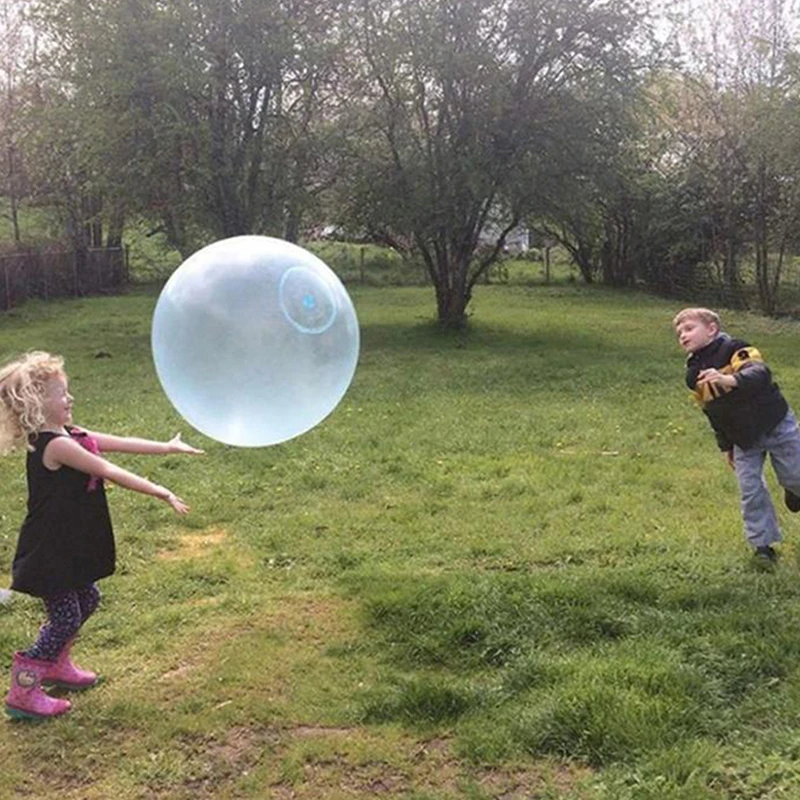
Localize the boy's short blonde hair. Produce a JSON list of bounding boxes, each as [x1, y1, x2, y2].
[[0, 351, 65, 453], [672, 307, 721, 329]]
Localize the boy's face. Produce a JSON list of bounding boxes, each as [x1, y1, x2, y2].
[[675, 317, 719, 354]]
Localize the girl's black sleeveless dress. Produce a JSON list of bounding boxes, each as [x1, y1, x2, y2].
[[10, 427, 114, 597]]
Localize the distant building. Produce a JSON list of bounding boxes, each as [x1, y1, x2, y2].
[[478, 224, 531, 255]]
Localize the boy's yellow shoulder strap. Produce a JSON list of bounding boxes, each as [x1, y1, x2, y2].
[[730, 346, 763, 373]]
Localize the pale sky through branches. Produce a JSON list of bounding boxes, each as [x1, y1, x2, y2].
[[655, 0, 800, 80]]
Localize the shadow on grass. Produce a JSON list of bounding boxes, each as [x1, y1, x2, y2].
[[348, 565, 800, 769], [357, 317, 676, 401], [360, 318, 611, 354]]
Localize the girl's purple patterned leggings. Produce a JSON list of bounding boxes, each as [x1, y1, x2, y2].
[[25, 584, 101, 662]]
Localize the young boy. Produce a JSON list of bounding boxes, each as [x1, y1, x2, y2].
[[674, 307, 800, 564]]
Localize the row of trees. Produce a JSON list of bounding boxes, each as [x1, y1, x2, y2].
[[2, 0, 800, 325]]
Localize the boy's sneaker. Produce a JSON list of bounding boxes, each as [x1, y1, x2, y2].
[[753, 545, 778, 569], [785, 489, 800, 513]]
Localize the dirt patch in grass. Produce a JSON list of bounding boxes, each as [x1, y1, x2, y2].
[[292, 724, 355, 738], [156, 527, 228, 561], [261, 730, 593, 799], [6, 770, 96, 799], [207, 725, 274, 761], [158, 661, 196, 682], [265, 592, 358, 643], [477, 763, 593, 799], [287, 757, 409, 796], [173, 725, 282, 798], [151, 619, 261, 685]]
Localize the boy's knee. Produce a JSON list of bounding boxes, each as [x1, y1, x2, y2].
[[738, 475, 768, 504]]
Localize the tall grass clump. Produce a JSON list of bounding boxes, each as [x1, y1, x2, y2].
[[353, 556, 800, 780]]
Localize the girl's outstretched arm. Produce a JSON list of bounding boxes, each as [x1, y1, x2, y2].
[[86, 431, 204, 456], [44, 436, 191, 515]]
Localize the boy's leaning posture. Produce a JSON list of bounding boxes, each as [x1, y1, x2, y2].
[[674, 308, 800, 565]]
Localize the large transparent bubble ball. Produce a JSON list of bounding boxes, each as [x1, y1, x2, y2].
[[151, 236, 359, 447]]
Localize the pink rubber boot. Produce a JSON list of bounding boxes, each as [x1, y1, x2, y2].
[[5, 652, 72, 720], [41, 638, 98, 690]]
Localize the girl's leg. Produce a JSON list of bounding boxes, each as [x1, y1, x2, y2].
[[76, 583, 101, 626], [25, 586, 100, 689], [734, 445, 782, 548], [25, 591, 83, 662]]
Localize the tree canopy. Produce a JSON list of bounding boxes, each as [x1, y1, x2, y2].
[[3, 0, 800, 321]]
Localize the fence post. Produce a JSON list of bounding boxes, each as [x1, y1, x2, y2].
[[73, 250, 79, 296], [544, 246, 551, 285], [41, 251, 48, 301], [0, 258, 11, 311], [3, 258, 10, 311]]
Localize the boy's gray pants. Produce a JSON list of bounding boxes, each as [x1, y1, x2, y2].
[[734, 410, 800, 548]]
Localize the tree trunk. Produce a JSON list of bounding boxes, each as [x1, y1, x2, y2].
[[435, 285, 470, 328], [284, 207, 301, 243], [82, 193, 103, 247], [6, 144, 21, 243], [601, 235, 614, 285], [721, 209, 743, 307], [753, 160, 774, 315], [106, 208, 125, 249], [8, 189, 20, 244], [433, 255, 471, 328], [162, 208, 190, 259]]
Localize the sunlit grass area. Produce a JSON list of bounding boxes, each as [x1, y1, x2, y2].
[[2, 284, 800, 798]]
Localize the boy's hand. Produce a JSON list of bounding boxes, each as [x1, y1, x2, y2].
[[167, 433, 204, 455], [697, 369, 737, 389]]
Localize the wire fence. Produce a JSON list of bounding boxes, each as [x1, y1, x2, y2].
[[650, 258, 800, 317], [0, 247, 128, 311]]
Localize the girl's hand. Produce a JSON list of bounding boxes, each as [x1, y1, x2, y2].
[[168, 434, 204, 455], [165, 493, 190, 515]]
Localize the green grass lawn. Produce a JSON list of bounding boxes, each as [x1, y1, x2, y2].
[[3, 283, 800, 798]]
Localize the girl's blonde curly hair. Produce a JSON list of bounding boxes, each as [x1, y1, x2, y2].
[[0, 351, 65, 453]]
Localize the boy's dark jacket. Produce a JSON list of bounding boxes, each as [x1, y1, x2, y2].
[[685, 332, 788, 451]]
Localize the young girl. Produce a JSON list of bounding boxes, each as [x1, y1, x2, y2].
[[0, 351, 203, 720]]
